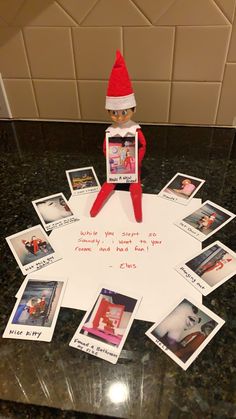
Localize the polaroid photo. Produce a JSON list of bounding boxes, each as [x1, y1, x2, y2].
[[70, 286, 142, 364], [106, 133, 138, 184], [174, 200, 235, 242], [6, 225, 61, 275], [66, 166, 100, 196], [158, 173, 205, 205], [146, 298, 224, 370], [32, 192, 79, 231], [175, 241, 236, 296], [3, 276, 67, 342]]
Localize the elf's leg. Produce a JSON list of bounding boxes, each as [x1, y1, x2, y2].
[[130, 182, 142, 222], [90, 182, 116, 217]]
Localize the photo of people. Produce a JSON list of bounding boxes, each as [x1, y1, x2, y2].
[[12, 280, 64, 327], [8, 226, 54, 267], [106, 135, 138, 183], [175, 200, 235, 242], [66, 167, 100, 195], [146, 298, 224, 370], [80, 288, 138, 347], [158, 173, 204, 205], [33, 193, 73, 225]]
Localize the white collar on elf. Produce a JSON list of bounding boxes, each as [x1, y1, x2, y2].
[[106, 120, 140, 137]]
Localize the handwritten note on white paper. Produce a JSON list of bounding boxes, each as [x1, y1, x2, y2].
[[74, 229, 162, 256], [18, 192, 202, 323]]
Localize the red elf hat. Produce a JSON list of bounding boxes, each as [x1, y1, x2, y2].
[[105, 50, 136, 110]]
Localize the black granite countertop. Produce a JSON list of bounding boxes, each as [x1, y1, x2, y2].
[[0, 121, 235, 419]]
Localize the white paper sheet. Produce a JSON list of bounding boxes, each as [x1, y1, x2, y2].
[[19, 192, 202, 322]]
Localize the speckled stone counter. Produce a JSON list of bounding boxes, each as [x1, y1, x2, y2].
[[0, 121, 235, 419]]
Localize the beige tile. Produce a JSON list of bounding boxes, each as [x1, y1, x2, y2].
[[214, 0, 236, 22], [3, 79, 38, 118], [124, 27, 174, 80], [78, 81, 171, 123], [170, 82, 221, 125], [133, 81, 170, 123], [72, 28, 121, 79], [34, 80, 79, 119], [13, 0, 76, 26], [78, 81, 109, 121], [24, 27, 75, 79], [82, 0, 150, 26], [132, 0, 175, 23], [57, 0, 98, 24], [0, 0, 25, 24], [0, 28, 30, 78], [217, 63, 236, 125], [155, 0, 229, 25], [174, 26, 230, 81], [228, 18, 236, 61]]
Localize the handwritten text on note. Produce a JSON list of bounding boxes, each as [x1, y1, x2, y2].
[[74, 230, 162, 255]]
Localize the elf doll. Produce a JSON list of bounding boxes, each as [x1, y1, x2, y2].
[[90, 50, 146, 222]]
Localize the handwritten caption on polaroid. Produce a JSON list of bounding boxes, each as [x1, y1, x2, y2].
[[73, 186, 99, 196], [71, 337, 119, 363], [175, 220, 204, 241], [74, 230, 162, 268], [24, 254, 58, 274], [108, 174, 137, 183], [153, 338, 168, 352], [161, 192, 178, 203], [175, 265, 205, 291], [8, 328, 42, 339], [45, 216, 79, 232]]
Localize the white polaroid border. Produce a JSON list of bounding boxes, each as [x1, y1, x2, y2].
[[66, 166, 100, 196], [106, 132, 138, 184], [3, 276, 67, 342], [175, 241, 236, 296], [6, 225, 61, 275], [145, 297, 225, 370], [69, 285, 142, 364], [174, 200, 235, 242], [158, 172, 205, 205], [32, 192, 79, 231]]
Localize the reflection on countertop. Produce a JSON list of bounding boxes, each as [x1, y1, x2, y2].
[[0, 121, 235, 419]]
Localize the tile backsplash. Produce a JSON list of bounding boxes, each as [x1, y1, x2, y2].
[[0, 0, 236, 126]]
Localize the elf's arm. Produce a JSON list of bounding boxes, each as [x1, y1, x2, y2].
[[137, 129, 146, 165]]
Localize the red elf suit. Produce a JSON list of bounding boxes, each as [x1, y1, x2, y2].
[[90, 50, 146, 222]]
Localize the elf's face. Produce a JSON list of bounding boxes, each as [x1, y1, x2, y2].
[[109, 108, 134, 125]]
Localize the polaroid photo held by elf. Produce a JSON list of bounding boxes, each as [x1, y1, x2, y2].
[[106, 134, 138, 184], [158, 173, 205, 205], [66, 166, 100, 196], [174, 200, 235, 242], [175, 241, 236, 296], [6, 225, 61, 275], [145, 298, 224, 370], [32, 192, 78, 231], [69, 286, 142, 364], [3, 276, 67, 342]]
